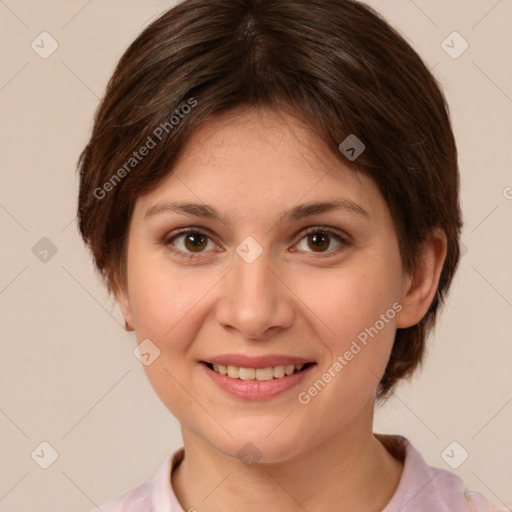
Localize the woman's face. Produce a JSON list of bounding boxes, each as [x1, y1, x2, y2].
[[117, 107, 413, 462]]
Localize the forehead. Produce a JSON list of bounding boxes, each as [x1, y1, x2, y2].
[[176, 107, 360, 181], [134, 107, 383, 222]]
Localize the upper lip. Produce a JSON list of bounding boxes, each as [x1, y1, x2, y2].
[[202, 354, 315, 368]]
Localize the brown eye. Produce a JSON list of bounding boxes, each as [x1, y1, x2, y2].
[[164, 226, 350, 259], [165, 229, 216, 255], [183, 232, 208, 252], [307, 232, 330, 252], [295, 227, 350, 255]]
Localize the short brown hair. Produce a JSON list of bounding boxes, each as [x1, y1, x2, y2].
[[77, 0, 463, 400]]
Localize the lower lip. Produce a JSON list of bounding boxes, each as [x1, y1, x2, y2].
[[201, 363, 315, 400]]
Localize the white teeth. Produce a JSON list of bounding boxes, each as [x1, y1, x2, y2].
[[255, 367, 274, 381], [239, 367, 255, 380], [284, 364, 295, 376], [209, 362, 308, 381], [273, 365, 285, 378], [227, 365, 240, 378]]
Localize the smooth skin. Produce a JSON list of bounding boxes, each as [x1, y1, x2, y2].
[[115, 107, 447, 512]]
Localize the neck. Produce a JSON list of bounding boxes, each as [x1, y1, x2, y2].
[[172, 403, 403, 511]]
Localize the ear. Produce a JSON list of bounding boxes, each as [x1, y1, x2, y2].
[[113, 278, 135, 332], [396, 229, 448, 329]]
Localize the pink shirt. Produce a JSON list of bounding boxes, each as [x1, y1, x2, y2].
[[92, 435, 508, 512]]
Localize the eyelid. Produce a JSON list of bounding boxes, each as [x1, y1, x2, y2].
[[162, 226, 221, 254], [299, 225, 352, 244], [163, 225, 352, 258]]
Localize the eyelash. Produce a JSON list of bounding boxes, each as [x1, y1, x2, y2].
[[162, 226, 352, 259]]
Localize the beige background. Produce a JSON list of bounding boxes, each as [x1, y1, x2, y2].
[[1, 0, 511, 510]]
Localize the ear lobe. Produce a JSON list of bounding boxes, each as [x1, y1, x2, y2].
[[114, 283, 135, 332], [396, 229, 448, 329]]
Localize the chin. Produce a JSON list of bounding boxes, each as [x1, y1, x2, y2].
[[200, 420, 309, 465]]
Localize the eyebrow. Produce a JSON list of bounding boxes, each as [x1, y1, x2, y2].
[[143, 198, 370, 225]]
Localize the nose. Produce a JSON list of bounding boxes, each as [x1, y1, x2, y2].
[[215, 247, 295, 341]]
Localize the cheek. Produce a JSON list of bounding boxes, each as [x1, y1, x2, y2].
[[127, 251, 210, 339], [292, 259, 402, 409], [294, 259, 401, 347], [293, 267, 400, 417], [126, 257, 208, 417]]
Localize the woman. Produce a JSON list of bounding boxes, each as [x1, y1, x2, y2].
[[77, 1, 506, 510]]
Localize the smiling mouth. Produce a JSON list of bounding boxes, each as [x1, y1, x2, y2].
[[202, 361, 315, 381]]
